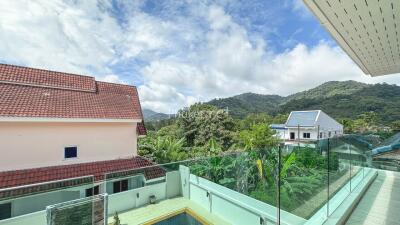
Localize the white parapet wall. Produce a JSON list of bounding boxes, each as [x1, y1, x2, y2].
[[108, 170, 181, 215], [0, 210, 46, 225], [188, 172, 307, 225]]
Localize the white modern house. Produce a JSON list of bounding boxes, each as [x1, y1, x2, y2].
[[271, 110, 343, 142]]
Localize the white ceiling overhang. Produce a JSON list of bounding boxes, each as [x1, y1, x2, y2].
[[304, 0, 400, 76]]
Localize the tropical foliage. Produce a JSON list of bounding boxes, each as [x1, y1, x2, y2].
[[138, 95, 394, 219], [139, 105, 283, 163]]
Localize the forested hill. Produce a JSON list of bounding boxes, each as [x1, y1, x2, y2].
[[285, 80, 369, 101], [143, 109, 172, 121], [207, 81, 400, 124], [207, 93, 284, 118]]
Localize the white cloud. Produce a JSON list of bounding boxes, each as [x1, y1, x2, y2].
[[0, 0, 121, 75], [287, 0, 313, 19], [1, 1, 399, 114], [136, 4, 400, 113], [99, 74, 125, 84]]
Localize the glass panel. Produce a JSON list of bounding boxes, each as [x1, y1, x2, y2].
[[0, 176, 95, 222], [0, 176, 94, 202], [368, 132, 400, 172], [105, 151, 280, 225], [279, 135, 329, 224], [327, 137, 351, 216]]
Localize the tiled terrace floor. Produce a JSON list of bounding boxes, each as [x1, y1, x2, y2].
[[345, 170, 400, 225]]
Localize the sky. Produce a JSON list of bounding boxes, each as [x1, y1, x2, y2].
[[1, 0, 400, 113]]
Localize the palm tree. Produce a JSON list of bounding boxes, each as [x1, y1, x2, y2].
[[142, 136, 187, 163]]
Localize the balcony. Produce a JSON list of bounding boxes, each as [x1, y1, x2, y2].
[[0, 134, 399, 225]]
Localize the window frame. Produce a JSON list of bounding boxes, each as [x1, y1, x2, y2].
[[85, 185, 100, 197], [113, 179, 129, 193], [303, 132, 311, 139], [64, 146, 78, 160]]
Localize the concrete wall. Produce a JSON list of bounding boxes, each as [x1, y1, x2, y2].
[[166, 171, 181, 198], [0, 184, 93, 219], [0, 211, 45, 225], [0, 122, 138, 171], [107, 171, 181, 215], [11, 190, 79, 217]]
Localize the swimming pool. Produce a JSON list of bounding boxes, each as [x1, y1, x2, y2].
[[141, 207, 211, 225], [153, 212, 203, 225]]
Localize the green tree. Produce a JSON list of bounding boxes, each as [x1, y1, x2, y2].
[[157, 124, 182, 139], [272, 114, 289, 124], [238, 123, 280, 151], [391, 120, 400, 131], [139, 136, 187, 163], [176, 103, 235, 149], [238, 113, 273, 130]]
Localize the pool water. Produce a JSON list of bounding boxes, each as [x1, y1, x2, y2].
[[154, 212, 203, 225]]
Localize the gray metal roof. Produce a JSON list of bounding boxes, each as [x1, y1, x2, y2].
[[270, 124, 287, 130], [286, 111, 319, 127]]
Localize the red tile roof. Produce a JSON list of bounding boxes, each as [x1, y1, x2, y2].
[[0, 64, 96, 92], [137, 122, 147, 136], [0, 64, 146, 135], [0, 157, 165, 190]]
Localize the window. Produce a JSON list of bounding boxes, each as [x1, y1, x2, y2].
[[290, 132, 295, 140], [64, 147, 77, 159], [113, 179, 128, 193], [303, 133, 311, 139], [85, 185, 100, 197], [328, 131, 332, 137], [319, 132, 323, 138], [0, 203, 11, 220]]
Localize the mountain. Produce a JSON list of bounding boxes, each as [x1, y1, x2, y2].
[[208, 93, 284, 118], [285, 80, 370, 102], [206, 81, 400, 124], [142, 109, 173, 121], [280, 82, 400, 122]]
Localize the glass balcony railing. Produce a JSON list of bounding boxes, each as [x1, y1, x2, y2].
[[1, 132, 399, 225]]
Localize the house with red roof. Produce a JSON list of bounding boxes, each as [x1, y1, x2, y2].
[[0, 64, 165, 221]]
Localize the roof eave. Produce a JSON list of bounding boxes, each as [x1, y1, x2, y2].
[[0, 117, 142, 123]]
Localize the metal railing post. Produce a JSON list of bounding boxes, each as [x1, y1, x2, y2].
[[277, 144, 281, 225], [327, 138, 330, 217]]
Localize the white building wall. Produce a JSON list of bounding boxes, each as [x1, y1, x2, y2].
[[286, 127, 319, 141], [316, 111, 344, 137], [0, 122, 138, 171], [273, 129, 288, 140]]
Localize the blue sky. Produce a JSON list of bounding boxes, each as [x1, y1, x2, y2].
[[0, 0, 399, 113]]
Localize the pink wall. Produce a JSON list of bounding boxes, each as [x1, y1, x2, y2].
[[0, 122, 138, 171]]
